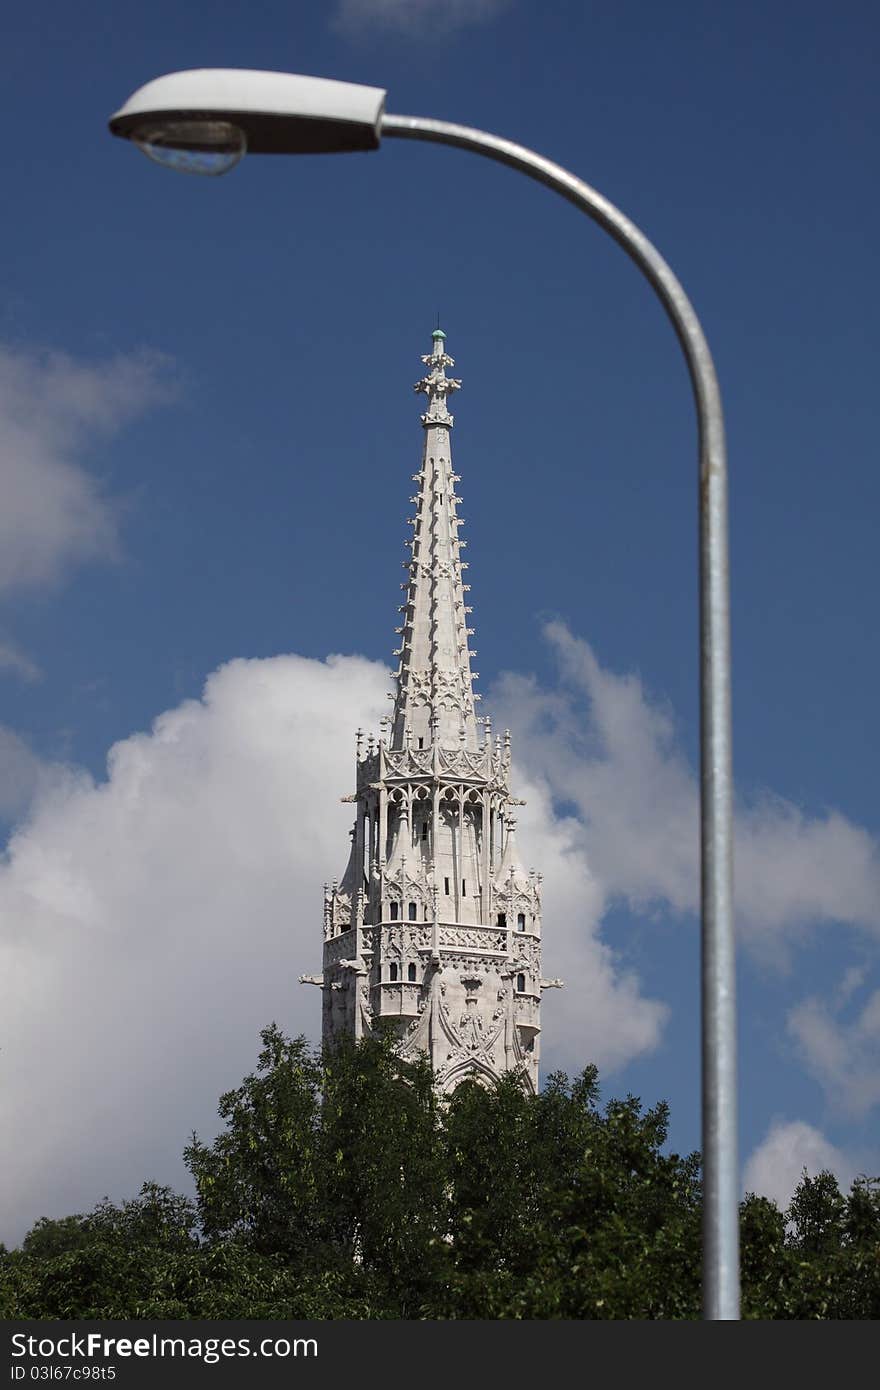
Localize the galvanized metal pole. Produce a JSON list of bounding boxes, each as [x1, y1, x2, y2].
[[382, 113, 739, 1319]]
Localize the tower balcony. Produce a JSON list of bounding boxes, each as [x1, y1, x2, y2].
[[437, 745, 496, 781], [323, 927, 356, 965], [382, 747, 433, 779], [437, 922, 508, 954], [514, 991, 541, 1041], [366, 920, 511, 956], [373, 980, 423, 1020], [355, 743, 510, 790]]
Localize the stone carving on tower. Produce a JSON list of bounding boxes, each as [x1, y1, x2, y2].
[[301, 329, 561, 1093]]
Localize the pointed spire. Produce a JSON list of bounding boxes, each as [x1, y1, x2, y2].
[[497, 815, 530, 888], [391, 329, 479, 751], [338, 823, 360, 897]]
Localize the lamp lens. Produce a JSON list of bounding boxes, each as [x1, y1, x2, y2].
[[133, 120, 246, 175]]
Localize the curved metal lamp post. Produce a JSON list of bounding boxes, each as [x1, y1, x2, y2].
[[108, 69, 739, 1319]]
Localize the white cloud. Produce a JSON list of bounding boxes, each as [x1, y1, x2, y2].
[[0, 344, 173, 595], [334, 0, 512, 38], [0, 639, 42, 683], [494, 624, 697, 917], [836, 964, 868, 1007], [743, 1120, 856, 1209], [511, 775, 667, 1074], [3, 621, 876, 1246], [0, 726, 57, 820], [788, 988, 880, 1118], [0, 647, 664, 1246], [736, 806, 880, 959], [495, 622, 880, 960]]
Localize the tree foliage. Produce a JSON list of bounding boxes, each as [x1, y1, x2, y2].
[[2, 1025, 878, 1318]]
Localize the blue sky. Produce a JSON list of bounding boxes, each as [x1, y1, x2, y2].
[[1, 0, 878, 1241]]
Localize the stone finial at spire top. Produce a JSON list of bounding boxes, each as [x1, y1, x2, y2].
[[415, 327, 461, 426], [427, 325, 450, 361]]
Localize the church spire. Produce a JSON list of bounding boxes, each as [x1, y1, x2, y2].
[[304, 327, 561, 1096], [390, 329, 479, 751]]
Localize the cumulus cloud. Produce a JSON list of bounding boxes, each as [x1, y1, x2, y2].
[[508, 774, 666, 1074], [0, 344, 173, 594], [495, 622, 880, 960], [788, 987, 880, 1119], [0, 647, 664, 1246], [743, 1120, 856, 1210], [334, 0, 512, 38], [3, 621, 877, 1245]]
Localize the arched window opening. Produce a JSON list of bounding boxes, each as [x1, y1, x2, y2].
[[408, 901, 417, 921], [516, 973, 526, 994], [497, 912, 507, 928], [517, 913, 526, 932], [445, 878, 450, 895], [389, 962, 399, 982], [390, 901, 399, 921], [407, 962, 417, 982]]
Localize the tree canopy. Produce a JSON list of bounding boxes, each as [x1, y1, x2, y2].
[[2, 1025, 878, 1319]]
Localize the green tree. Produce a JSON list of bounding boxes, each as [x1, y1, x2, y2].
[[738, 1171, 880, 1319], [739, 1192, 790, 1318], [315, 1029, 447, 1313], [20, 1214, 93, 1261], [440, 1068, 702, 1318], [0, 1180, 388, 1319], [839, 1176, 880, 1319], [5, 1026, 879, 1319], [785, 1171, 880, 1319], [183, 1026, 323, 1264], [0, 1184, 199, 1318], [183, 1024, 446, 1314]]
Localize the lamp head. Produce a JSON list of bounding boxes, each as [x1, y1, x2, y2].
[[109, 69, 387, 173]]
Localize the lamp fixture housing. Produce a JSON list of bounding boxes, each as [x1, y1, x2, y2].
[[109, 68, 387, 156]]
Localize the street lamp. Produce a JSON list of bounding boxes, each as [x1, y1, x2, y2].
[[108, 68, 739, 1320]]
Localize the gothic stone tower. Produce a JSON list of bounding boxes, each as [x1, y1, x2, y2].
[[302, 330, 560, 1093]]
